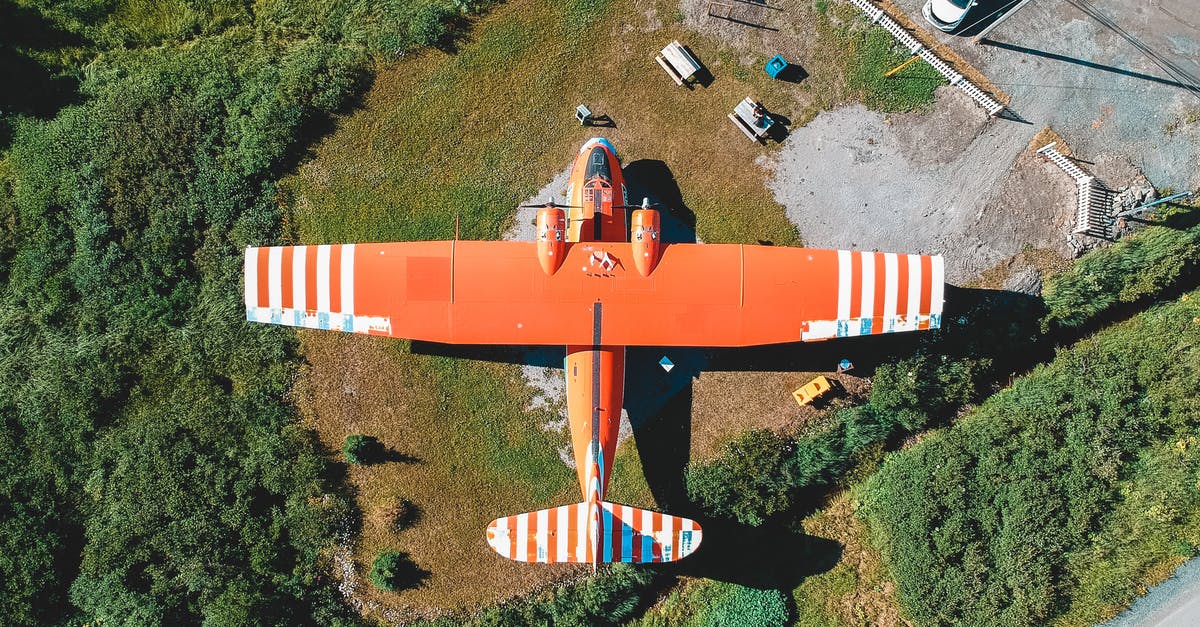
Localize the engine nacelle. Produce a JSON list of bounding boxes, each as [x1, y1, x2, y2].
[[536, 207, 566, 275], [630, 209, 661, 277]]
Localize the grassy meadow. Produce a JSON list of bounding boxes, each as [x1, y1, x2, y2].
[[0, 0, 979, 621], [278, 0, 953, 617]]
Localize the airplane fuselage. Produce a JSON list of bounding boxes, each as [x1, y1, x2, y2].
[[563, 138, 629, 560]]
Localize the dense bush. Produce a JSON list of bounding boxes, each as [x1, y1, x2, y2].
[[686, 429, 795, 525], [343, 433, 379, 465], [700, 584, 791, 627], [19, 0, 479, 57], [1042, 218, 1200, 329], [859, 292, 1200, 626], [408, 3, 453, 49], [0, 24, 368, 625], [685, 352, 991, 527]]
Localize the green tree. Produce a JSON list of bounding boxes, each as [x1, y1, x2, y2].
[[686, 429, 795, 526], [370, 551, 423, 592], [343, 434, 378, 465]]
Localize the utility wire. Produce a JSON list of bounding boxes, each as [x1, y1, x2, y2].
[[1065, 0, 1200, 101]]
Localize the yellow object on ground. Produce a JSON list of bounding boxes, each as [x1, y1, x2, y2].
[[793, 375, 833, 407]]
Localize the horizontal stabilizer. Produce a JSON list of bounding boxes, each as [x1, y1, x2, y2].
[[486, 501, 702, 564]]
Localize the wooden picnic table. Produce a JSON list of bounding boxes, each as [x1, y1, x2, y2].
[[656, 40, 702, 85], [728, 97, 774, 141]]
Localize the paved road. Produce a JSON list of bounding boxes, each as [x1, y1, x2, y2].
[[1101, 558, 1200, 627]]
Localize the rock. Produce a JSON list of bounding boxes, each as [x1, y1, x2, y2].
[[1003, 267, 1043, 296]]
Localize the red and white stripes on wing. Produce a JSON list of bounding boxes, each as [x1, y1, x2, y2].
[[807, 250, 944, 340], [244, 245, 390, 333]]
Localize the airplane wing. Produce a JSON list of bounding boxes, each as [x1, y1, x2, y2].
[[244, 241, 943, 347]]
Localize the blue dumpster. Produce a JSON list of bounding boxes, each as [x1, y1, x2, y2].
[[764, 55, 788, 79]]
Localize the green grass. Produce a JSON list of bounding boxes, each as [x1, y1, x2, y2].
[[284, 0, 618, 245], [845, 25, 946, 112], [279, 0, 983, 615], [421, 355, 572, 503]]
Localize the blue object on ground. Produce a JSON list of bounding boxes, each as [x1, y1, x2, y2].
[[765, 55, 788, 78], [659, 356, 674, 373]]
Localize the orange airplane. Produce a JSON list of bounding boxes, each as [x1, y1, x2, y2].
[[243, 138, 944, 566]]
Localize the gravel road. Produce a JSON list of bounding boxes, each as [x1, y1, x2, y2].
[[766, 0, 1199, 282]]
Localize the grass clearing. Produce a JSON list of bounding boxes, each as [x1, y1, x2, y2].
[[794, 490, 906, 627], [296, 332, 581, 615], [282, 0, 964, 616]]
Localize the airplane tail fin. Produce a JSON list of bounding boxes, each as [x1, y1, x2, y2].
[[486, 501, 702, 564]]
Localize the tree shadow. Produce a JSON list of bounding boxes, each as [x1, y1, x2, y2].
[[0, 1, 85, 144], [381, 498, 423, 530], [379, 449, 422, 464], [277, 68, 374, 181], [376, 552, 432, 591], [666, 516, 842, 590]]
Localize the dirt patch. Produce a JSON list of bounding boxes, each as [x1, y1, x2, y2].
[[689, 371, 867, 459], [765, 95, 1099, 283], [891, 84, 991, 164]]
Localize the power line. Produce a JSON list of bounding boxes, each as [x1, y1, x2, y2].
[[1065, 0, 1200, 101]]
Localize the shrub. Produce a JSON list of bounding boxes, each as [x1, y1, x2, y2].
[[686, 429, 795, 526], [343, 434, 379, 465], [469, 563, 656, 625], [407, 4, 451, 49], [859, 291, 1200, 626], [1042, 219, 1200, 330], [700, 584, 791, 627], [370, 551, 424, 591]]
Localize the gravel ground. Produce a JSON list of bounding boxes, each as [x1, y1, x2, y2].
[[765, 0, 1200, 282]]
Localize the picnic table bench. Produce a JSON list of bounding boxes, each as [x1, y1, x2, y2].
[[656, 40, 702, 86], [728, 97, 774, 142]]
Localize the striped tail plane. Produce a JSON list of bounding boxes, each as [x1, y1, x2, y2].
[[486, 501, 702, 564]]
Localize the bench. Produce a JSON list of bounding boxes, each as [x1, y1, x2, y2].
[[656, 40, 702, 86], [728, 97, 774, 142], [793, 376, 833, 407]]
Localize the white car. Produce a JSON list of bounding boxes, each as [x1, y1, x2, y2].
[[922, 0, 978, 32]]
